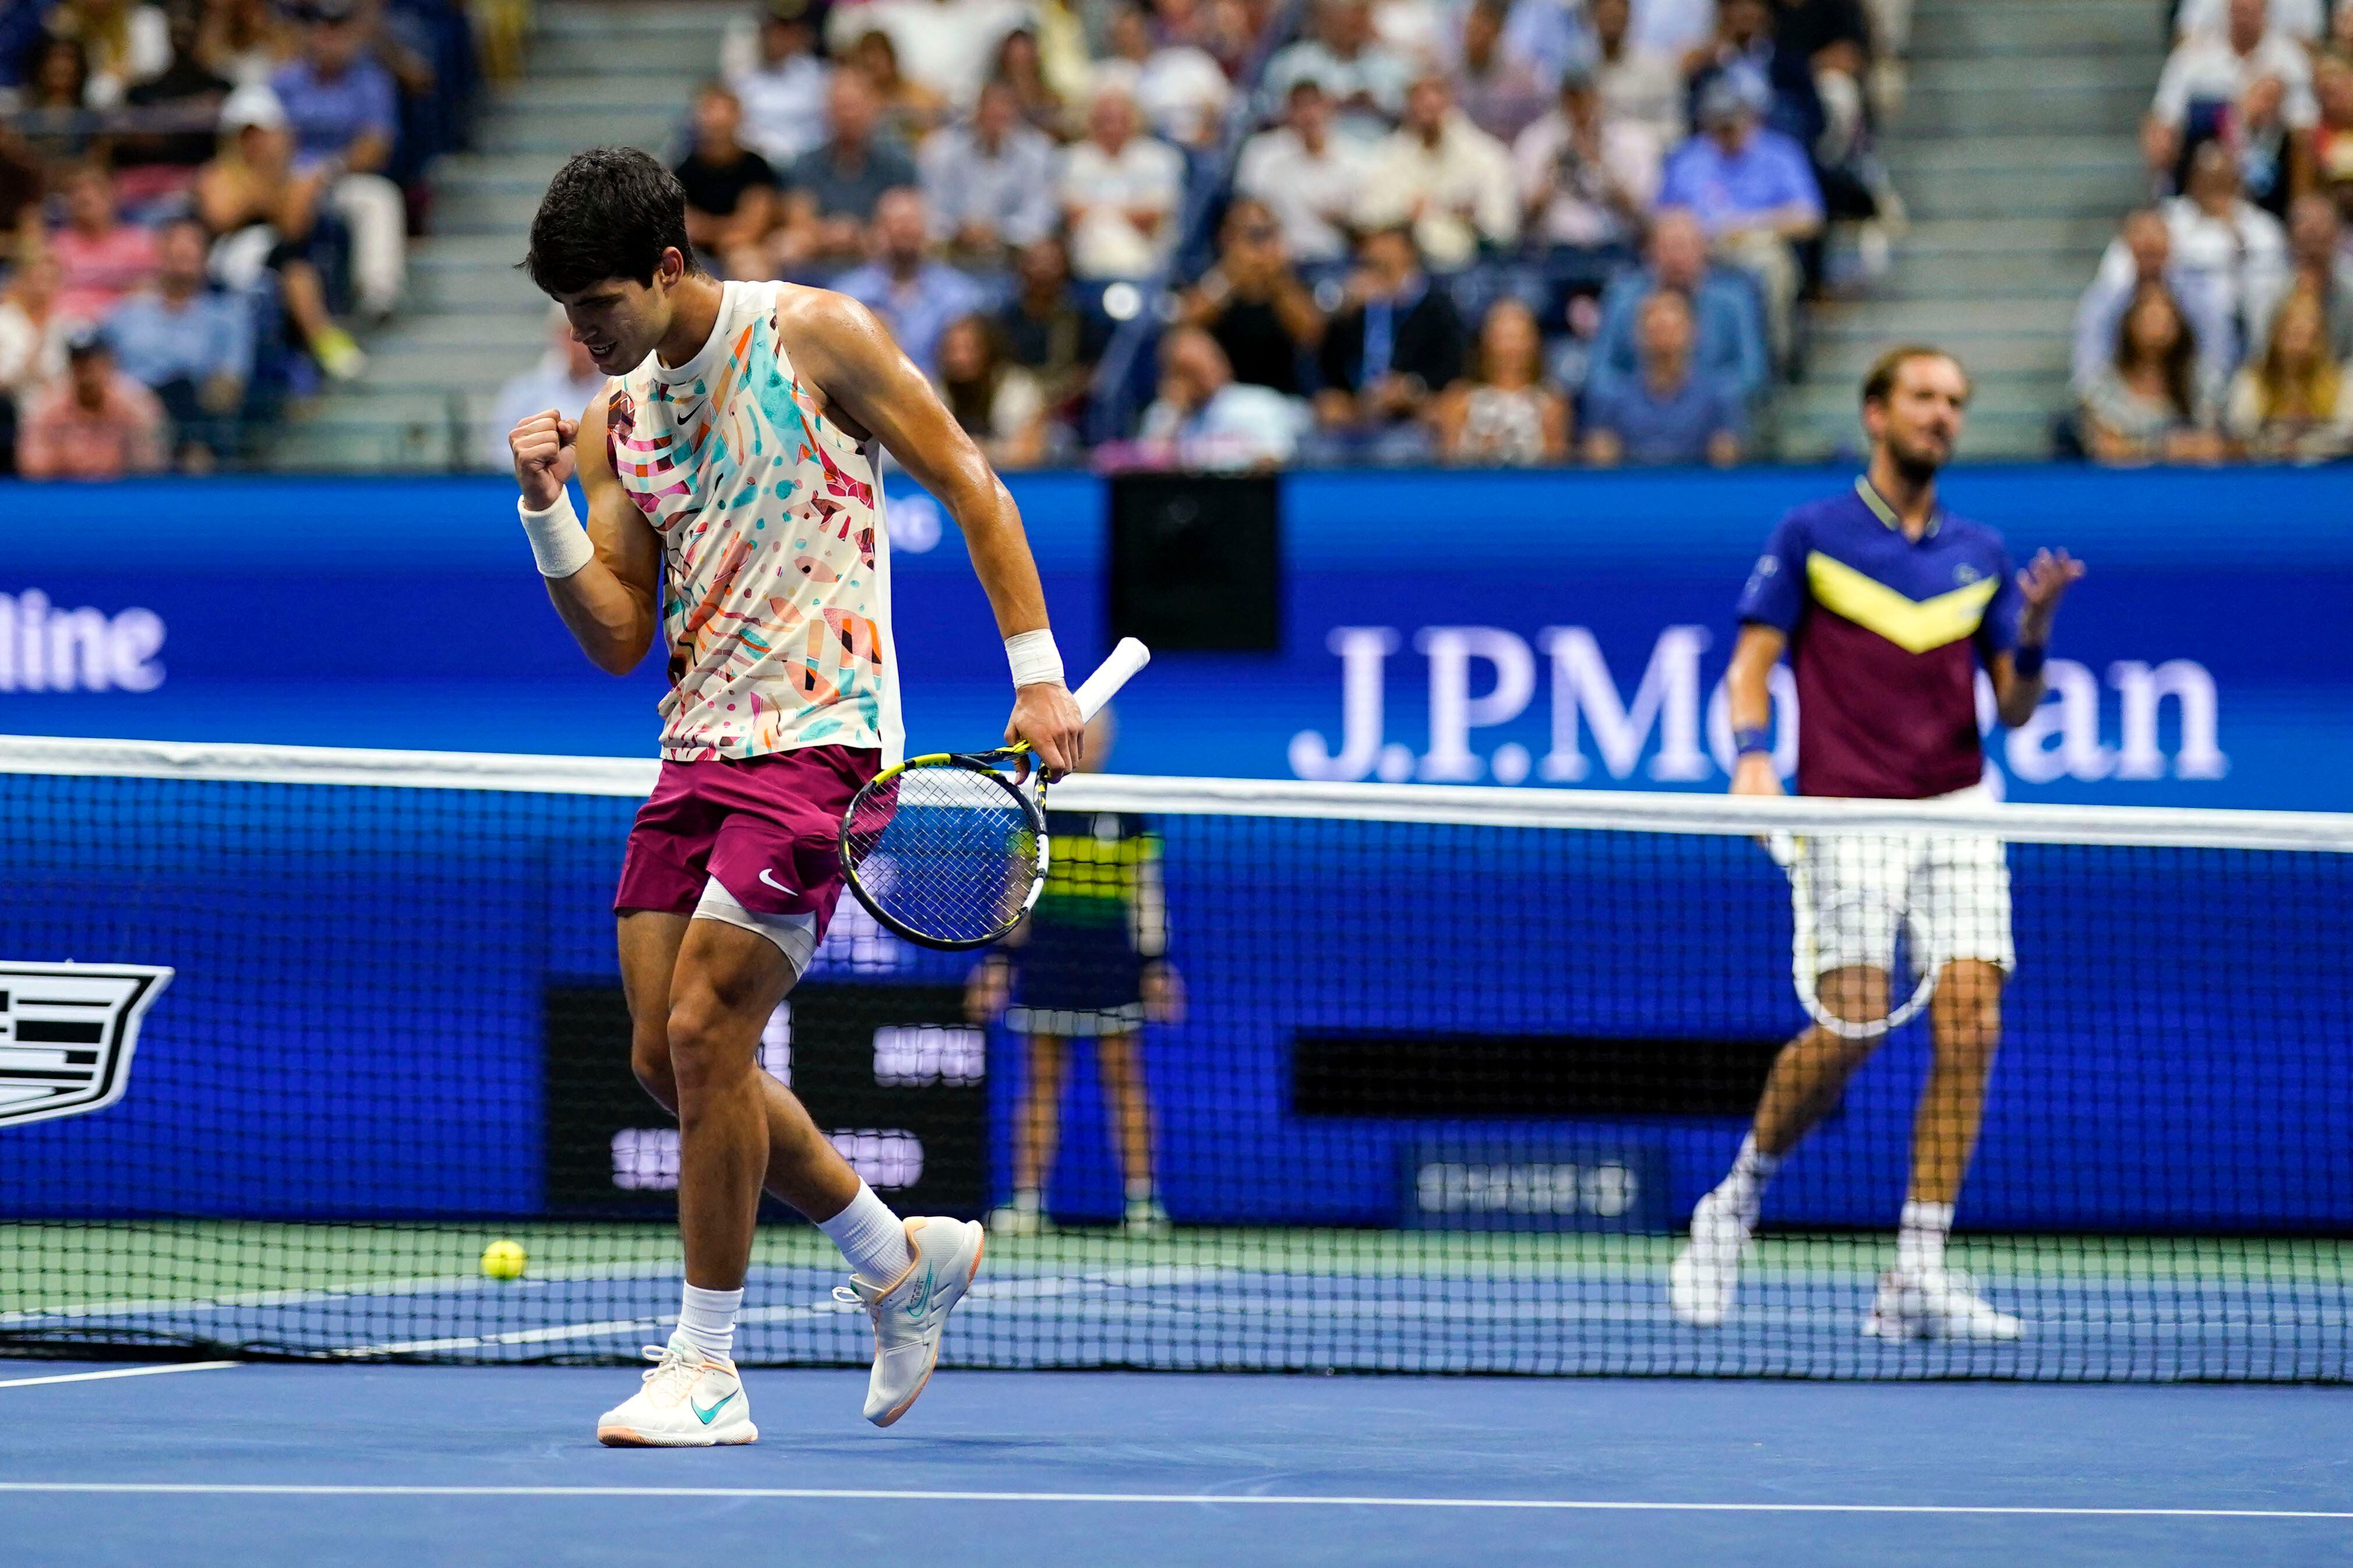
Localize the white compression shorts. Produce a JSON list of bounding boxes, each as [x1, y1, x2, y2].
[[1797, 781, 2016, 979], [692, 875, 819, 977]]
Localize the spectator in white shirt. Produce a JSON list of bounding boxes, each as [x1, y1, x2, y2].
[[1355, 73, 1518, 271], [1096, 3, 1233, 149], [1513, 61, 1663, 252], [1592, 0, 1685, 146], [1060, 84, 1188, 278], [1237, 79, 1373, 264], [2175, 0, 2322, 45], [1138, 324, 1308, 469], [725, 0, 834, 166], [920, 79, 1059, 259], [1264, 0, 1413, 144], [2166, 140, 2292, 356], [828, 0, 1027, 111], [2146, 0, 2316, 181]]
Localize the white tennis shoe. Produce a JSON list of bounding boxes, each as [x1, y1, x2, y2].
[[1668, 1187, 1752, 1328], [595, 1333, 758, 1447], [835, 1216, 986, 1426], [1862, 1267, 2024, 1341]]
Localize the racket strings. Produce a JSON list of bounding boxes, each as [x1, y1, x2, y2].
[[843, 765, 1043, 945]]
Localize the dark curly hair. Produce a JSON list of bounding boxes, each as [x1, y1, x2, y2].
[[521, 146, 699, 297]]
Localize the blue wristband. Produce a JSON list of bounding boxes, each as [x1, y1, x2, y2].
[[1733, 725, 1772, 758], [2014, 644, 2048, 679]]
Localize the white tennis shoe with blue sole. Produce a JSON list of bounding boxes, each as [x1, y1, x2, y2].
[[596, 1332, 758, 1447], [837, 1216, 986, 1426]]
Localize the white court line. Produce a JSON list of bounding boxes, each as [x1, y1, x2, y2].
[[0, 1361, 238, 1389], [0, 1484, 2343, 1518]]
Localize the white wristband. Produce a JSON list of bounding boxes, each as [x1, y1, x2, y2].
[[517, 490, 594, 579], [1004, 628, 1065, 689]]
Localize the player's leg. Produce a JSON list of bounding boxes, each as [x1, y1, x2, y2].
[[1672, 829, 1901, 1327], [693, 751, 986, 1425], [1868, 825, 2021, 1340], [662, 915, 797, 1288], [1751, 966, 1891, 1156], [1095, 1030, 1168, 1235], [598, 908, 775, 1446], [1906, 958, 2003, 1223], [621, 909, 851, 1213], [993, 1030, 1067, 1235]]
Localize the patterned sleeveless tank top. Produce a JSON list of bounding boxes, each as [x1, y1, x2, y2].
[[606, 279, 902, 765]]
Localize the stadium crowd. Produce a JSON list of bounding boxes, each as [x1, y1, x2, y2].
[[487, 0, 1909, 471], [19, 0, 2353, 476], [2076, 0, 2353, 462], [0, 0, 478, 475]]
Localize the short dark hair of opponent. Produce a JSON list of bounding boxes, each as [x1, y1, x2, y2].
[[521, 147, 700, 296], [1861, 344, 1971, 409]]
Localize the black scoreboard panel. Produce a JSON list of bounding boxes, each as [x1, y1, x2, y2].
[[544, 981, 986, 1219], [1107, 472, 1281, 652]]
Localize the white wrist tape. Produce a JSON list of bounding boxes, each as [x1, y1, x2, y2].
[[1004, 628, 1066, 689], [517, 490, 594, 579]]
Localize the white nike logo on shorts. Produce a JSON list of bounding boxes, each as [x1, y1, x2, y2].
[[759, 868, 795, 895]]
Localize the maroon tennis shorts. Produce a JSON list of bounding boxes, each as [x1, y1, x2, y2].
[[613, 746, 883, 937]]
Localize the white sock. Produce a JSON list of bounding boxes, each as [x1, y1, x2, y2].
[[1008, 1188, 1042, 1215], [1897, 1200, 1954, 1276], [676, 1283, 742, 1363], [1124, 1178, 1156, 1207], [1714, 1133, 1781, 1223], [819, 1181, 914, 1285]]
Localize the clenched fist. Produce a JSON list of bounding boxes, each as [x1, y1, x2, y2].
[[510, 408, 580, 511]]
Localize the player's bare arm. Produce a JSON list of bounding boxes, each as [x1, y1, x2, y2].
[[1724, 623, 1786, 797], [507, 386, 662, 676], [774, 285, 1086, 774], [1989, 548, 2088, 728]]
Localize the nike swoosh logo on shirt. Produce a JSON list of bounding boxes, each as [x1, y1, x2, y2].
[[759, 869, 794, 895]]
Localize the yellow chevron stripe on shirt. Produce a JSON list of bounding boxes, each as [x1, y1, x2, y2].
[[1805, 551, 1999, 654]]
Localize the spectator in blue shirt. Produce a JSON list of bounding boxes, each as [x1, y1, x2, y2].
[[1583, 288, 1744, 467], [831, 187, 987, 377], [1656, 67, 1821, 362], [1584, 207, 1769, 407], [269, 0, 405, 317], [104, 217, 255, 469], [777, 71, 920, 274], [919, 79, 1059, 263]]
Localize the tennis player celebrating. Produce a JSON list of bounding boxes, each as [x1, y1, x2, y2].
[[1669, 346, 2084, 1340], [507, 149, 1082, 1443]]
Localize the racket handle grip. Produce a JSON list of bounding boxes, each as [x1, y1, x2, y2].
[[1071, 637, 1151, 723]]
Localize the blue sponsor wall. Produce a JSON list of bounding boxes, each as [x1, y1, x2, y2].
[[2, 469, 2349, 1233], [4, 465, 2351, 809]]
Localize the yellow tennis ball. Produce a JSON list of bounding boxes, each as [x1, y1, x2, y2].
[[480, 1239, 527, 1281]]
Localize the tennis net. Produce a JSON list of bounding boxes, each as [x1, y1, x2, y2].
[[1, 735, 2347, 1380]]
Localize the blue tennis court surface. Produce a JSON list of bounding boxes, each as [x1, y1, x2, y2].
[[5, 1359, 2348, 1567]]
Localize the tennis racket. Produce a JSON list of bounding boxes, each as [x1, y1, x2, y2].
[[1766, 830, 1935, 1041], [838, 637, 1152, 950]]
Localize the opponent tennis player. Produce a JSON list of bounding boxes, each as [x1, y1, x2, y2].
[[1669, 345, 2084, 1340], [507, 148, 1082, 1444]]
